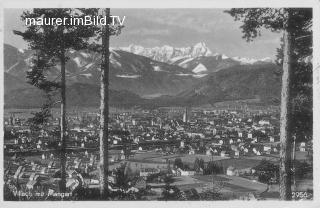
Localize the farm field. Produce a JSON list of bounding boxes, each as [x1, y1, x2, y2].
[[191, 174, 267, 194], [131, 151, 230, 164]]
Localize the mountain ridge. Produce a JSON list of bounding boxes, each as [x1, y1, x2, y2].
[[4, 43, 281, 108], [117, 42, 274, 65]]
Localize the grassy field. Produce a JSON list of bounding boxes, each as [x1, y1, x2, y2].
[[191, 174, 267, 194], [130, 151, 284, 171], [212, 158, 262, 170], [242, 155, 279, 162], [132, 151, 229, 164], [295, 151, 309, 161], [223, 182, 256, 192], [244, 152, 309, 162], [192, 175, 231, 182]]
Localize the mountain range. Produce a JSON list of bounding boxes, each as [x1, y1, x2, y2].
[[3, 42, 281, 108], [118, 42, 273, 65]]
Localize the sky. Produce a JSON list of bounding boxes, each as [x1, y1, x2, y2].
[[4, 8, 282, 59]]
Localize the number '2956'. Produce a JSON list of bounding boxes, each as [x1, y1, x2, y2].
[[292, 191, 312, 200]]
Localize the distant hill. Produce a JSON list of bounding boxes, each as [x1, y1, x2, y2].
[[65, 83, 145, 107], [3, 43, 281, 108], [3, 43, 202, 97], [4, 87, 46, 108], [4, 73, 35, 93], [152, 64, 281, 106], [4, 79, 145, 109]]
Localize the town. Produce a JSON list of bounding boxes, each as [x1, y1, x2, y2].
[[3, 105, 313, 200]]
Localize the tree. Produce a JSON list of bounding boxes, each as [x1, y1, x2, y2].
[[226, 8, 312, 200], [194, 158, 200, 171], [205, 161, 223, 175], [25, 52, 59, 131], [114, 163, 131, 191], [254, 159, 279, 184], [15, 8, 123, 197], [95, 8, 123, 199], [14, 8, 99, 192], [174, 158, 183, 169], [275, 11, 313, 142], [99, 8, 110, 199], [159, 175, 182, 200], [199, 158, 205, 171], [200, 190, 223, 201], [279, 9, 294, 200], [293, 160, 312, 179], [199, 177, 225, 200]]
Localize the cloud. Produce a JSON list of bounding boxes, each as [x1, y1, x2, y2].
[[5, 8, 282, 59], [143, 38, 163, 46], [127, 28, 171, 36]]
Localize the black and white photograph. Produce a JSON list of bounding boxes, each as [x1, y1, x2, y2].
[[1, 0, 319, 204]]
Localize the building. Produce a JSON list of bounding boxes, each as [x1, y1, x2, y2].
[[177, 168, 195, 176], [180, 140, 185, 148], [259, 120, 270, 126], [134, 177, 147, 190], [226, 166, 236, 176], [220, 151, 228, 157], [26, 180, 40, 190], [299, 142, 306, 152], [139, 168, 160, 177], [183, 107, 189, 123], [234, 150, 240, 158], [269, 136, 275, 142]]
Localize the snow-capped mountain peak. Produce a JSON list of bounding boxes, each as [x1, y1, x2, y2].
[[119, 42, 213, 63], [259, 57, 273, 62], [222, 54, 229, 60], [232, 56, 273, 65], [191, 42, 212, 57], [192, 63, 208, 74], [126, 44, 145, 54], [118, 42, 274, 66]]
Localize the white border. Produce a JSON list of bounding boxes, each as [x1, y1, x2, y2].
[[1, 0, 319, 8], [1, 0, 319, 208]]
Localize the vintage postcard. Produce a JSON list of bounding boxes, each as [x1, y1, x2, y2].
[[1, 0, 319, 207]]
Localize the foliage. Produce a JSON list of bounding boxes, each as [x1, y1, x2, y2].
[[3, 183, 19, 201], [198, 178, 225, 200], [275, 9, 312, 141], [174, 158, 183, 169], [225, 8, 287, 41], [27, 101, 52, 131], [146, 172, 168, 183], [199, 190, 224, 200], [194, 158, 200, 171], [293, 160, 312, 179], [159, 175, 182, 200], [225, 8, 312, 142], [114, 163, 132, 191], [204, 161, 224, 175], [14, 9, 100, 129], [194, 157, 205, 172], [13, 8, 124, 129], [254, 159, 279, 184], [4, 129, 17, 141]]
